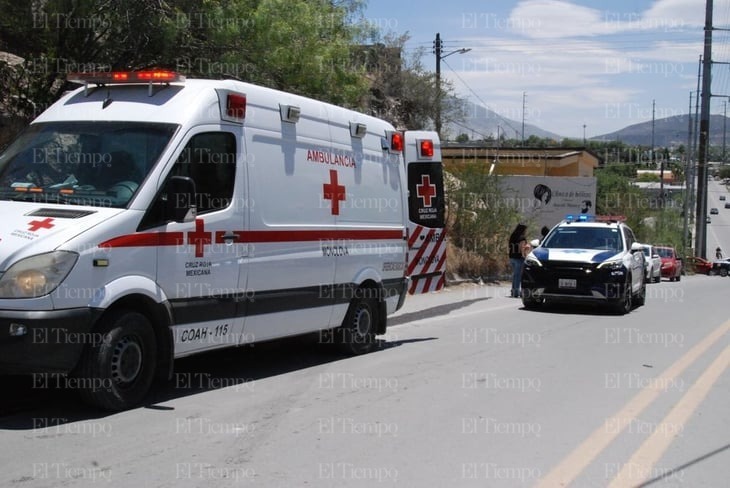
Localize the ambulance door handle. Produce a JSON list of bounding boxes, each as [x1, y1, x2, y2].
[[222, 231, 239, 243]]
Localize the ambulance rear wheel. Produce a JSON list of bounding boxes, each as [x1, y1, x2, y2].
[[77, 310, 156, 411], [339, 295, 378, 355]]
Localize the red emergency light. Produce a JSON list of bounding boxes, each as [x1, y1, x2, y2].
[[390, 132, 404, 152], [419, 139, 434, 158], [226, 93, 247, 119], [67, 70, 185, 85]]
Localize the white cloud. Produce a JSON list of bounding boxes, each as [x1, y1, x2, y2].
[[508, 0, 706, 39], [437, 1, 724, 136]]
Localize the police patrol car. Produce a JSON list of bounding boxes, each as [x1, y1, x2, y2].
[[521, 216, 646, 314], [0, 71, 446, 409]]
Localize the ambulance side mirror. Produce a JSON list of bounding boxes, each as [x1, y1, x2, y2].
[[164, 176, 197, 223]]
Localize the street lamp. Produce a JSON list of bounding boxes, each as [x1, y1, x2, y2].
[[434, 32, 471, 138], [583, 124, 586, 146]]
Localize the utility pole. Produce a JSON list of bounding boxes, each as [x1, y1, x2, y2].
[[722, 100, 727, 166], [683, 92, 693, 254], [434, 33, 443, 138], [696, 0, 713, 259], [690, 56, 702, 239], [655, 100, 663, 211], [433, 34, 470, 139]]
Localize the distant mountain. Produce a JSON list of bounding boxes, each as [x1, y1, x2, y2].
[[445, 101, 564, 141], [593, 114, 730, 147]]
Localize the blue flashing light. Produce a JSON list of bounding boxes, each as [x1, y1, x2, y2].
[[565, 214, 595, 222]]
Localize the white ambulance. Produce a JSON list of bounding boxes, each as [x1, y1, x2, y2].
[[0, 71, 445, 409]]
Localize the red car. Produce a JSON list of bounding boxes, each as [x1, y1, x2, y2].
[[689, 256, 712, 275], [655, 246, 682, 281]]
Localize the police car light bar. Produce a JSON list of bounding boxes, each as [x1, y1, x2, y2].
[[596, 215, 626, 222], [565, 214, 594, 222]]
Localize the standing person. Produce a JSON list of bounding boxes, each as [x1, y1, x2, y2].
[[716, 246, 723, 259], [540, 225, 549, 242], [508, 224, 528, 298]]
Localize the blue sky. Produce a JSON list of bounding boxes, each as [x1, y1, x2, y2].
[[363, 0, 730, 140]]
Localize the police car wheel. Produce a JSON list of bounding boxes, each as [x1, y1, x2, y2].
[[721, 268, 728, 277], [521, 290, 543, 310], [338, 295, 377, 355], [611, 279, 632, 315], [77, 310, 157, 411]]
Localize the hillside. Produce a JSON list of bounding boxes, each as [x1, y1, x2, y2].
[[446, 100, 564, 141], [594, 114, 730, 147]]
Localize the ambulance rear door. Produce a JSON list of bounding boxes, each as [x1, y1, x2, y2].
[[404, 131, 446, 294]]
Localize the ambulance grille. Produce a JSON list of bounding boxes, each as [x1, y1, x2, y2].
[[26, 208, 96, 219]]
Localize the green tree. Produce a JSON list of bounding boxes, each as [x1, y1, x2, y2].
[[447, 162, 520, 277], [0, 0, 370, 139], [455, 133, 469, 143], [364, 33, 464, 130]]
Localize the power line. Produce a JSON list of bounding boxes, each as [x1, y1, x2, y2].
[[441, 57, 522, 137]]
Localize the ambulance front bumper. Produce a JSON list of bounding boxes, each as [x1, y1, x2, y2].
[[0, 308, 103, 374]]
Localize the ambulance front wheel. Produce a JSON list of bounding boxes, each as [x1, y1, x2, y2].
[[339, 295, 378, 355], [77, 310, 157, 411]]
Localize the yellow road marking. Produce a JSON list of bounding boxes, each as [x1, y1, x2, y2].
[[535, 320, 730, 488], [607, 344, 730, 487]]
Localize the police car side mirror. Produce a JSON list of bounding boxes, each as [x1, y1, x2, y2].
[[164, 176, 197, 223]]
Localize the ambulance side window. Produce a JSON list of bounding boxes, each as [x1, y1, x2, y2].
[[139, 132, 236, 230], [170, 132, 236, 213]]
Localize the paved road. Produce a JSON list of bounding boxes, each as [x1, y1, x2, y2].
[[0, 277, 727, 487], [707, 179, 730, 258]]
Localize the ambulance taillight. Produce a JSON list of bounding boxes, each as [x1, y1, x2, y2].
[[419, 139, 434, 158]]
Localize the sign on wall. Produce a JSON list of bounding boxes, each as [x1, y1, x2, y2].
[[500, 176, 597, 231]]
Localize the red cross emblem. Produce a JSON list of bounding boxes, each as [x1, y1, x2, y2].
[[187, 218, 211, 258], [28, 217, 55, 232], [416, 175, 437, 207], [323, 170, 346, 215]]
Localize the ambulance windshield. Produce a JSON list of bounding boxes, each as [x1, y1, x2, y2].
[[0, 121, 177, 208]]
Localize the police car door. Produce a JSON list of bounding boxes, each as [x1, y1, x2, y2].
[[148, 128, 246, 356], [623, 226, 643, 293]]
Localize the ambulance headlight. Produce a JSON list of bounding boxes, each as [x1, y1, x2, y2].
[[0, 251, 78, 298]]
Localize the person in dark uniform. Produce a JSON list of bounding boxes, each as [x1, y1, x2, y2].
[[508, 224, 529, 298]]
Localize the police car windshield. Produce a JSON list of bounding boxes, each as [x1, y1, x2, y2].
[[543, 226, 623, 252], [0, 121, 177, 208]]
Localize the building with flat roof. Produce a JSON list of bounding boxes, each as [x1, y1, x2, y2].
[[441, 143, 600, 177]]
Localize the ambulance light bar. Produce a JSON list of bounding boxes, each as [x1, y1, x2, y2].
[[67, 71, 185, 85]]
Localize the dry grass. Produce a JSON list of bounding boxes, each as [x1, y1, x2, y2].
[[445, 241, 510, 281]]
